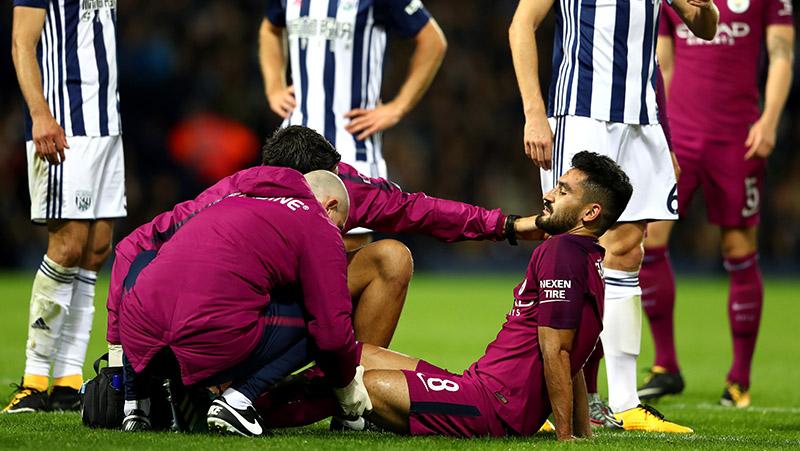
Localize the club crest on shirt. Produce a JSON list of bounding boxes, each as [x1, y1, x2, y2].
[[727, 0, 749, 14], [75, 190, 93, 212]]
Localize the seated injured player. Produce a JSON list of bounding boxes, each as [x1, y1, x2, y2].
[[106, 125, 542, 372], [253, 151, 633, 441], [118, 169, 371, 435]]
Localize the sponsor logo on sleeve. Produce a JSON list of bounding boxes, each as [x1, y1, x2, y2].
[[539, 279, 571, 302]]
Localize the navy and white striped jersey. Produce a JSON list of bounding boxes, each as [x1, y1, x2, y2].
[[15, 0, 121, 140], [547, 0, 665, 125], [265, 0, 430, 174]]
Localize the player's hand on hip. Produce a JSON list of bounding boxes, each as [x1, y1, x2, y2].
[[267, 85, 297, 119], [344, 102, 403, 141], [744, 116, 776, 160], [333, 365, 373, 418], [32, 112, 69, 165], [524, 113, 553, 170]]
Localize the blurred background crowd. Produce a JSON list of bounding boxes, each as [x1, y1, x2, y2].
[[1, 0, 798, 273]]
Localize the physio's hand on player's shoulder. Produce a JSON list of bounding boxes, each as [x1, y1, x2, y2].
[[333, 365, 373, 418], [267, 85, 296, 119], [744, 116, 776, 160], [515, 215, 546, 241], [32, 112, 69, 165], [523, 112, 553, 170], [344, 102, 403, 140]]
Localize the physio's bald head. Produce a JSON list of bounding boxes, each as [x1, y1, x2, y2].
[[304, 170, 350, 229]]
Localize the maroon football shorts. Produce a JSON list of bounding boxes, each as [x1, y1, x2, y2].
[[674, 133, 765, 227], [402, 361, 507, 438]]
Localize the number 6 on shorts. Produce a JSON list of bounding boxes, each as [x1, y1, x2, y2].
[[416, 373, 460, 392]]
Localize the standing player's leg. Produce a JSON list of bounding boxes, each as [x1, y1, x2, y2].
[[598, 222, 646, 414], [638, 220, 685, 400], [720, 226, 761, 408], [4, 220, 89, 413], [347, 239, 414, 347], [50, 219, 114, 411], [702, 139, 764, 408], [639, 142, 701, 400]]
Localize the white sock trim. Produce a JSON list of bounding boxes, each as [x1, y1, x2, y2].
[[222, 388, 252, 410]]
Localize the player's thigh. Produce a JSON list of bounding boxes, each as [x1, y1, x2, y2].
[[701, 140, 764, 229], [401, 369, 505, 437], [360, 343, 419, 372], [46, 220, 91, 264], [346, 239, 413, 296], [644, 221, 675, 248], [364, 369, 412, 433]]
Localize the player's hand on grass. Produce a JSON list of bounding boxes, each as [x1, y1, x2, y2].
[[32, 112, 69, 165], [523, 112, 553, 170], [744, 117, 776, 160], [267, 85, 296, 119], [515, 215, 546, 241], [344, 102, 403, 140], [334, 365, 372, 418]]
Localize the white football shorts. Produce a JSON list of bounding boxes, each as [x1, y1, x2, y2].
[[27, 135, 127, 224], [541, 115, 678, 223]]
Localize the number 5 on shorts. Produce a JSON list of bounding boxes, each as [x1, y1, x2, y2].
[[416, 373, 460, 392]]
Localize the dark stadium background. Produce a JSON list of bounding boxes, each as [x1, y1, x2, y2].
[[0, 0, 798, 273]]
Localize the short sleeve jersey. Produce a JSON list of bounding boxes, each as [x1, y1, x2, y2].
[[468, 234, 606, 435], [13, 0, 122, 139], [262, 0, 430, 167], [659, 0, 794, 141]]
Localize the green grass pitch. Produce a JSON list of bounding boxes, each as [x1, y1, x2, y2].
[[0, 271, 798, 449]]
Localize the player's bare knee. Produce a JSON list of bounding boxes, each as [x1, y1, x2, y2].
[[47, 240, 85, 268], [721, 227, 757, 259], [82, 240, 113, 270], [603, 240, 644, 272], [373, 239, 414, 284]]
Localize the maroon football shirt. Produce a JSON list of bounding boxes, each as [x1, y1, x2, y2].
[[468, 234, 606, 435]]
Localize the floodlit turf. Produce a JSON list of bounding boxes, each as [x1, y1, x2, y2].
[[0, 271, 798, 449]]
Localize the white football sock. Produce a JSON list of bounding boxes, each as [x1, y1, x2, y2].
[[53, 269, 97, 378], [124, 398, 151, 416], [600, 268, 642, 413], [222, 388, 253, 410], [25, 255, 78, 376]]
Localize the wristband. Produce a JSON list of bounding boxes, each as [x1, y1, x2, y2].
[[505, 215, 521, 246]]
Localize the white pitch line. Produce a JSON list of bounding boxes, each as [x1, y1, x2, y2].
[[667, 402, 800, 414]]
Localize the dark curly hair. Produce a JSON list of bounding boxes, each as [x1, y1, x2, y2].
[[262, 126, 341, 173], [571, 151, 633, 234]]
